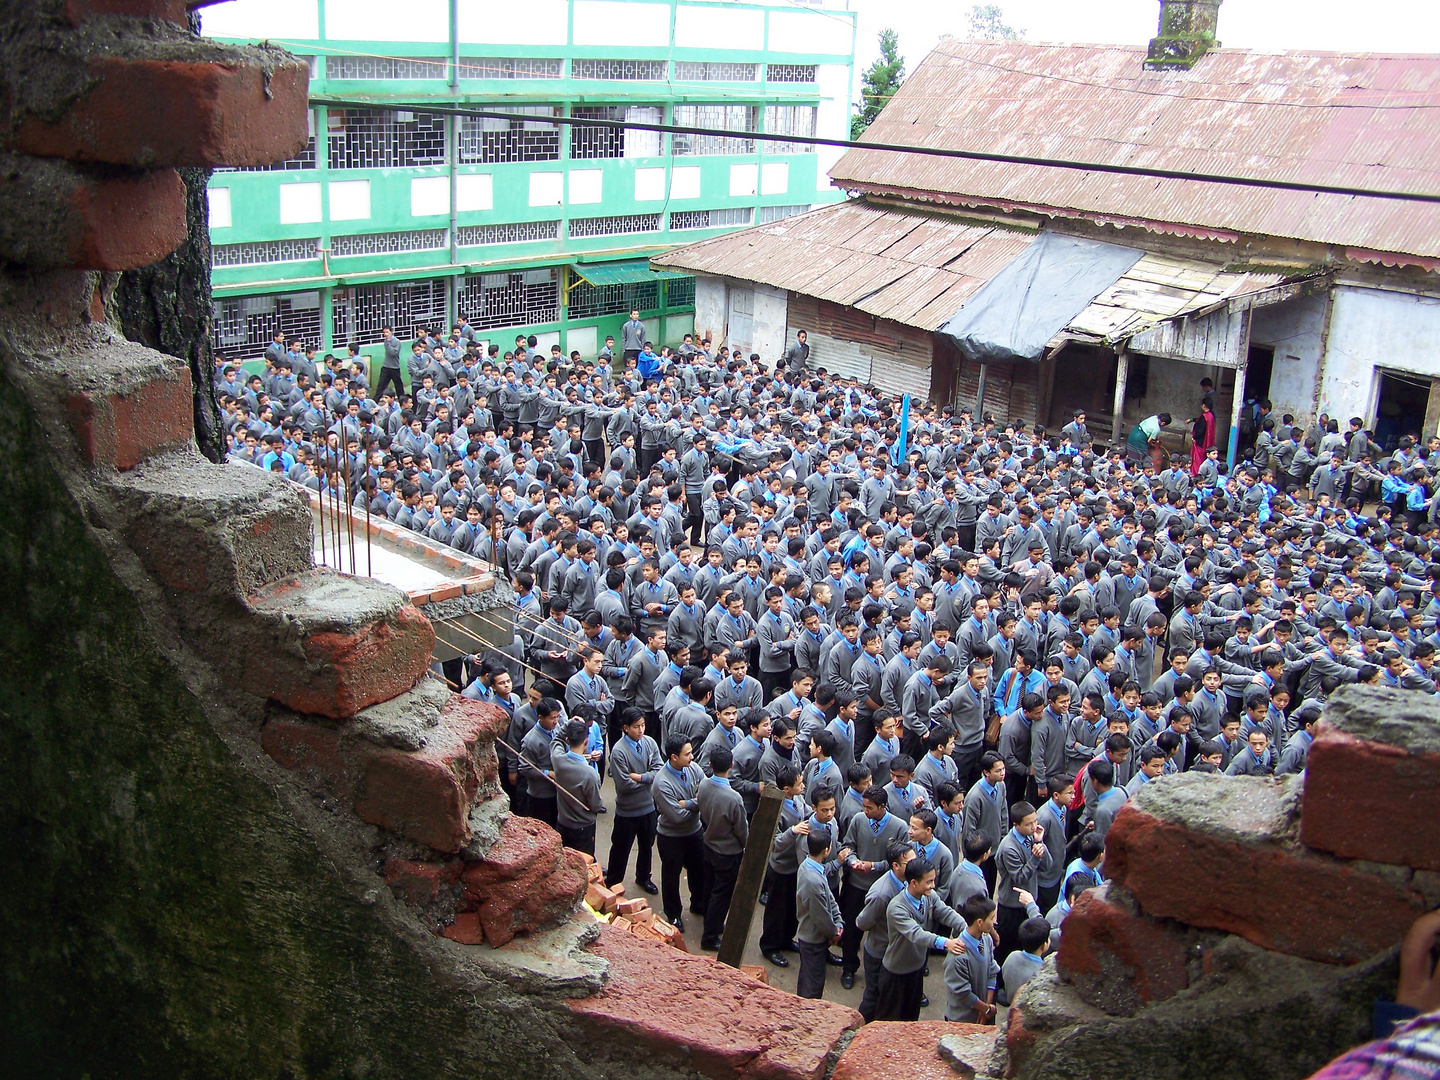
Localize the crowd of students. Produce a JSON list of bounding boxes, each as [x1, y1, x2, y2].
[[220, 316, 1440, 1024]]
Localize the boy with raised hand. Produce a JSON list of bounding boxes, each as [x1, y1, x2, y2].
[[994, 800, 1053, 961], [839, 785, 911, 989], [875, 858, 969, 1021], [945, 895, 1002, 1024]]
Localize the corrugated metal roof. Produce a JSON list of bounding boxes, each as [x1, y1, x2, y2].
[[651, 201, 1036, 331], [830, 41, 1440, 261]]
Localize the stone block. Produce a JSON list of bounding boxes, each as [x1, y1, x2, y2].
[[1105, 774, 1425, 964], [245, 570, 435, 718], [382, 857, 461, 907], [739, 964, 768, 985], [439, 911, 484, 945], [937, 1029, 1001, 1078], [1299, 686, 1440, 871], [832, 1021, 987, 1080], [570, 922, 860, 1080], [460, 816, 587, 946], [67, 363, 192, 470]]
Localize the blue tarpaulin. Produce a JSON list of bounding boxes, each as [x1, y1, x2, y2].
[[936, 233, 1144, 364]]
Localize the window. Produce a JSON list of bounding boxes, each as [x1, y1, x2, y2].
[[667, 277, 696, 309], [331, 280, 450, 346], [669, 207, 753, 229], [759, 204, 811, 223], [768, 64, 817, 83], [212, 291, 322, 359], [727, 287, 754, 353], [568, 213, 662, 238], [674, 61, 759, 81], [458, 270, 560, 330], [568, 280, 659, 320], [456, 220, 560, 246], [327, 56, 447, 80], [457, 56, 562, 79], [327, 109, 446, 170], [672, 105, 757, 156], [572, 58, 668, 80], [211, 238, 319, 267], [330, 229, 448, 258], [214, 109, 317, 172], [764, 105, 817, 153], [571, 106, 661, 159], [458, 107, 560, 164]]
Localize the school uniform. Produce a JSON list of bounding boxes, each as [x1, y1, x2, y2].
[[696, 775, 748, 949], [862, 734, 901, 790], [876, 888, 966, 1021], [653, 762, 709, 925], [962, 776, 1011, 894], [855, 869, 907, 1022], [796, 856, 844, 998], [945, 927, 1001, 1021], [1000, 948, 1044, 1007], [606, 732, 663, 889], [552, 745, 603, 857], [840, 809, 910, 980], [995, 826, 1054, 960], [759, 794, 810, 956]]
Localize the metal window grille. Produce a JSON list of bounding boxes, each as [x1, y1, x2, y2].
[[672, 104, 757, 155], [758, 204, 811, 223], [330, 229, 448, 258], [327, 55, 447, 80], [458, 269, 560, 331], [457, 56, 562, 79], [214, 109, 317, 171], [767, 64, 817, 83], [568, 213, 662, 239], [571, 58, 667, 80], [458, 107, 560, 163], [571, 105, 662, 159], [331, 280, 450, 347], [327, 109, 447, 170], [674, 61, 759, 81], [666, 276, 696, 309], [763, 105, 817, 153], [568, 279, 660, 320], [212, 291, 322, 359], [456, 220, 560, 246], [669, 207, 754, 229], [211, 237, 319, 267]]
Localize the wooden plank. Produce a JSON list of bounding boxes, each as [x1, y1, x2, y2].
[[717, 783, 785, 969]]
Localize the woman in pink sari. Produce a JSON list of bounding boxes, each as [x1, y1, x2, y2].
[[1190, 402, 1216, 476]]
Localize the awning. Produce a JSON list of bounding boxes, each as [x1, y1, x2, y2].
[[570, 259, 689, 287], [936, 233, 1144, 365]]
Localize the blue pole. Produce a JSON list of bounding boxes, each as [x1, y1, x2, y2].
[[894, 394, 910, 465]]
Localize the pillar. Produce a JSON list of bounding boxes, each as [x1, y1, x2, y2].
[[1112, 345, 1129, 444]]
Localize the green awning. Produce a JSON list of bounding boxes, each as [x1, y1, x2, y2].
[[569, 259, 689, 287]]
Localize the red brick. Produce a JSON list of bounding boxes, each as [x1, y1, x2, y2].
[[65, 0, 189, 22], [1001, 1004, 1039, 1079], [1105, 800, 1424, 964], [439, 911, 484, 945], [383, 857, 461, 906], [13, 56, 309, 168], [832, 1021, 991, 1080], [261, 693, 509, 853], [1056, 885, 1194, 1012], [459, 816, 588, 945], [428, 582, 463, 603], [67, 365, 193, 469], [570, 922, 860, 1080], [1300, 727, 1440, 872], [739, 964, 769, 985]]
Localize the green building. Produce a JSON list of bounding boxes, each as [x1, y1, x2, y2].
[[201, 0, 857, 376]]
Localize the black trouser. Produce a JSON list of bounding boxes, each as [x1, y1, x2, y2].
[[902, 730, 926, 764], [858, 947, 886, 1022], [559, 822, 596, 859], [996, 902, 1027, 962], [702, 846, 743, 946], [759, 666, 792, 702], [638, 444, 659, 476], [527, 794, 557, 829], [1038, 880, 1061, 915], [952, 741, 985, 796], [606, 809, 657, 888], [1005, 770, 1029, 816], [657, 830, 708, 923], [500, 766, 525, 817], [375, 366, 404, 401], [685, 491, 705, 545], [839, 881, 869, 975], [982, 857, 997, 897], [759, 869, 799, 952], [583, 438, 605, 469], [874, 966, 926, 1021], [796, 939, 830, 999], [956, 523, 977, 553]]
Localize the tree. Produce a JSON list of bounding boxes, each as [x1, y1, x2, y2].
[[850, 29, 905, 140], [966, 4, 1024, 41]]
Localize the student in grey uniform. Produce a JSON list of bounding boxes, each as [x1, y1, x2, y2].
[[949, 830, 993, 908], [553, 720, 604, 857], [760, 766, 808, 965], [962, 752, 1010, 895], [854, 841, 916, 1021], [875, 857, 968, 1021], [518, 698, 564, 828], [696, 747, 749, 951], [731, 709, 772, 817], [606, 712, 663, 893], [795, 829, 844, 999], [840, 787, 911, 988], [944, 895, 1001, 1023], [803, 730, 845, 808], [913, 729, 960, 807], [1085, 759, 1128, 844], [1276, 709, 1320, 775], [994, 800, 1053, 961], [862, 710, 902, 789], [653, 734, 710, 931], [909, 808, 956, 894], [1001, 915, 1053, 1006], [760, 720, 799, 786]]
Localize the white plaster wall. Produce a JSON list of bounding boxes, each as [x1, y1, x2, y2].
[[1250, 291, 1327, 427], [753, 284, 789, 367], [694, 275, 727, 345], [1126, 355, 1207, 432], [1319, 286, 1440, 423]]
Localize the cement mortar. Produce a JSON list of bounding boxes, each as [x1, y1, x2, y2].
[[1127, 771, 1302, 844], [350, 675, 453, 752], [1324, 685, 1440, 756]]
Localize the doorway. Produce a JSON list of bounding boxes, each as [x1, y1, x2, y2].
[[1373, 370, 1431, 453]]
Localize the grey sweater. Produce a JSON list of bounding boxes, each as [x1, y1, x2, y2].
[[608, 733, 663, 817], [697, 776, 748, 854], [652, 762, 705, 837], [552, 748, 603, 831]]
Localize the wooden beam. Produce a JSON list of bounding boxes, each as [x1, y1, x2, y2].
[[717, 784, 784, 969]]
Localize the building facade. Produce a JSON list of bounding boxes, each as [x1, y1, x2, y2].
[[201, 0, 856, 372]]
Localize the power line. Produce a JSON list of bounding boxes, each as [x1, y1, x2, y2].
[[311, 95, 1440, 205]]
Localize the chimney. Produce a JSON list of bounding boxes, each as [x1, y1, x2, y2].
[[1146, 0, 1222, 70]]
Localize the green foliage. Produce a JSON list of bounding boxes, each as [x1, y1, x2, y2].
[[966, 4, 1024, 41], [850, 28, 905, 141]]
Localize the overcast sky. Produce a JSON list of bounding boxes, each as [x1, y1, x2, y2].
[[851, 0, 1440, 77]]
